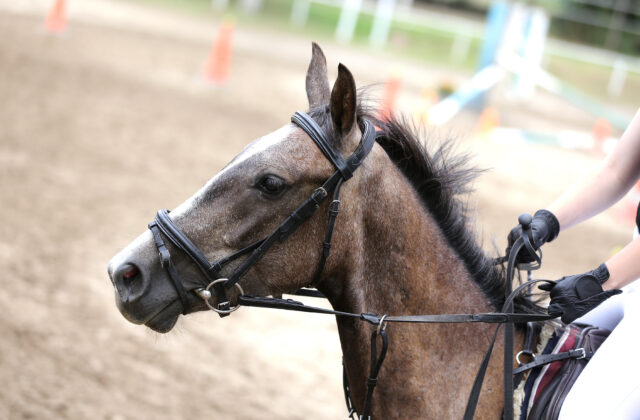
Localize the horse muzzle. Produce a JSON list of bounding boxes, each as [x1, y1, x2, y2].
[[108, 230, 185, 328]]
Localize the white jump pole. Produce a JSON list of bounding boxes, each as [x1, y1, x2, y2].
[[369, 0, 396, 48], [514, 7, 549, 99], [607, 58, 628, 98], [335, 0, 362, 43], [472, 1, 510, 109]]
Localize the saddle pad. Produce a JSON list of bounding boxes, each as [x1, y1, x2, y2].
[[516, 323, 610, 420]]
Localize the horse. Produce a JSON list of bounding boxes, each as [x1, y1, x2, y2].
[[107, 43, 547, 419]]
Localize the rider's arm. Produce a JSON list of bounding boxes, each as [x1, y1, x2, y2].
[[548, 109, 640, 231], [603, 235, 640, 290]]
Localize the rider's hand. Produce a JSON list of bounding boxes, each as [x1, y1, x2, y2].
[[506, 209, 560, 264], [539, 264, 621, 324]]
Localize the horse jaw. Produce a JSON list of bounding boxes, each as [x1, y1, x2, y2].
[[143, 300, 182, 333]]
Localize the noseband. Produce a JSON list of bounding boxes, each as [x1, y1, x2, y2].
[[148, 111, 377, 316]]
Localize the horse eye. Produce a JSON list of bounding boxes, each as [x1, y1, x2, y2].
[[258, 175, 286, 196]]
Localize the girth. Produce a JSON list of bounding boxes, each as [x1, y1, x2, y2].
[[148, 111, 377, 315]]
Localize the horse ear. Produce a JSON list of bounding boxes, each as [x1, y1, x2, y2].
[[330, 63, 358, 139], [306, 43, 330, 109]]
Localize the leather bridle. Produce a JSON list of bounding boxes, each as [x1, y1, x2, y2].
[[148, 111, 377, 316], [146, 110, 555, 420]]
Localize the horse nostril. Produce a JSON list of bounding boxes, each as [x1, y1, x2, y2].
[[123, 265, 140, 280], [113, 263, 145, 303]]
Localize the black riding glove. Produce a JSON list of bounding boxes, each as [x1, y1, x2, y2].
[[506, 209, 560, 264], [539, 264, 621, 324]]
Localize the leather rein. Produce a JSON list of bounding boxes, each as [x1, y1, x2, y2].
[[147, 111, 553, 420]]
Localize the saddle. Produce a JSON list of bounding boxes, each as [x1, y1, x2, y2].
[[513, 323, 610, 420]]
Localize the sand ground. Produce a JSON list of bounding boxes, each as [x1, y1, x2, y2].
[[0, 1, 635, 418]]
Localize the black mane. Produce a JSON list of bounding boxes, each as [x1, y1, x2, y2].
[[309, 101, 543, 316]]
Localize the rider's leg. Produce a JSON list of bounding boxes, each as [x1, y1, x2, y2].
[[559, 279, 640, 420]]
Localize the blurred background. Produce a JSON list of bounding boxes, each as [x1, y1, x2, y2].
[[1, 0, 638, 418]]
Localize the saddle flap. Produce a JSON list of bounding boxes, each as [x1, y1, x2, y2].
[[526, 323, 610, 420]]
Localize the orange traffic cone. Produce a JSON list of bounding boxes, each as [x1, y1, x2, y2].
[[45, 0, 66, 33], [477, 107, 500, 135], [204, 21, 234, 85], [380, 74, 402, 120]]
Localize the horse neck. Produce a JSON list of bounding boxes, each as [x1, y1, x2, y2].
[[324, 145, 494, 322], [320, 147, 518, 418]]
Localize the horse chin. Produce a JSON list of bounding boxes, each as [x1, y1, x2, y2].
[[144, 300, 182, 333]]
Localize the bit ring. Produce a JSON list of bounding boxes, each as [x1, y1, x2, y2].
[[200, 278, 244, 314]]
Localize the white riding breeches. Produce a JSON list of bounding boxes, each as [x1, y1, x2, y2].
[[559, 231, 640, 419]]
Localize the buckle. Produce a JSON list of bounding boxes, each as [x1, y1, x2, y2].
[[376, 314, 388, 335], [311, 187, 328, 206], [157, 246, 170, 269], [516, 350, 535, 365], [574, 348, 586, 360]]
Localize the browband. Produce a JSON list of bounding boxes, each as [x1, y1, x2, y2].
[[291, 111, 376, 181]]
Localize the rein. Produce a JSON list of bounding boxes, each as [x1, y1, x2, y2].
[[236, 232, 549, 420], [147, 110, 554, 419], [236, 250, 550, 420]]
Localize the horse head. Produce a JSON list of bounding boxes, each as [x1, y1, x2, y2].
[[107, 44, 371, 333], [107, 42, 537, 419]]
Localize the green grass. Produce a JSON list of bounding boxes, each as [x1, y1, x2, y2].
[[132, 0, 212, 15], [546, 54, 640, 112]]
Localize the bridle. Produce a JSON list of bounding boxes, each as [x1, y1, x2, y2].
[[148, 110, 377, 316], [146, 110, 555, 420]]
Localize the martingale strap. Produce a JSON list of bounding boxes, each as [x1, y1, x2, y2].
[[361, 325, 388, 420]]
